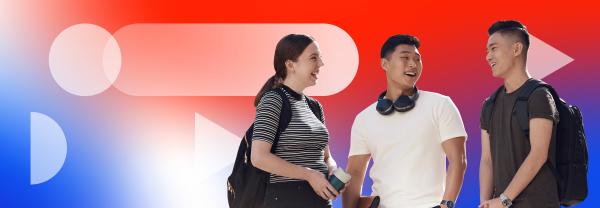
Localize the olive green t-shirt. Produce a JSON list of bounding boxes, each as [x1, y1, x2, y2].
[[480, 84, 560, 208]]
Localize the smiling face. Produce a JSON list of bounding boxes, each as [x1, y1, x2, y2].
[[486, 32, 521, 78], [381, 44, 422, 90], [287, 42, 324, 88]]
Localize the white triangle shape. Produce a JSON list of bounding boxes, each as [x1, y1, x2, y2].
[[194, 112, 241, 182], [528, 34, 574, 79]]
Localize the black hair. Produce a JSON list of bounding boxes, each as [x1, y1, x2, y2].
[[488, 20, 530, 51], [380, 34, 420, 59]]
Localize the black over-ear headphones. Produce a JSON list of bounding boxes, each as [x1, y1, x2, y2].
[[376, 87, 420, 115]]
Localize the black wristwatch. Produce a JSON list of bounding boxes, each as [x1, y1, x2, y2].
[[440, 200, 454, 208]]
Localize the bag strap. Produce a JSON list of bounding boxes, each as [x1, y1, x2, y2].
[[482, 85, 504, 133], [242, 88, 292, 163], [270, 88, 292, 153], [514, 79, 559, 136], [250, 88, 323, 155], [305, 96, 324, 123], [485, 79, 558, 135]]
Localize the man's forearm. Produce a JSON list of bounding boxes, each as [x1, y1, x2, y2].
[[342, 167, 366, 208], [342, 181, 361, 208], [443, 159, 467, 202], [503, 118, 553, 200], [343, 155, 370, 208], [503, 151, 547, 200], [479, 159, 493, 201]]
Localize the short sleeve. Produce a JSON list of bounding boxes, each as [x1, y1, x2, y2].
[[528, 87, 559, 123], [348, 115, 370, 156], [437, 96, 468, 142], [252, 91, 283, 144], [480, 100, 489, 131]]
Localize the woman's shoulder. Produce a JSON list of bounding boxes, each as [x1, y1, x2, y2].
[[257, 89, 285, 107]]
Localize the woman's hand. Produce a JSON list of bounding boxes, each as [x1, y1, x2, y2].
[[327, 165, 347, 194], [306, 168, 339, 200]]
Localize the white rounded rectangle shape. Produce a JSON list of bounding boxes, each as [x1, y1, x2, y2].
[[112, 23, 359, 96]]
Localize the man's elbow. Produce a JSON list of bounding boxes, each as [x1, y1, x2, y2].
[[449, 155, 467, 172], [529, 150, 549, 166], [456, 157, 468, 172]]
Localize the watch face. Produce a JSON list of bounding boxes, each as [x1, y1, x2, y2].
[[441, 200, 454, 208], [500, 194, 512, 207]]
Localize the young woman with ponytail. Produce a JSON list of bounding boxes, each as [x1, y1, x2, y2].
[[251, 34, 340, 208]]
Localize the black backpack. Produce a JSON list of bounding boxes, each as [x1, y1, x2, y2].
[[482, 79, 588, 206], [227, 88, 323, 208]]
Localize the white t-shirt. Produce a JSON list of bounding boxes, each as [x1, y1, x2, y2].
[[349, 91, 467, 208]]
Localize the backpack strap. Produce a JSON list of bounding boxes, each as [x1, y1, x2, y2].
[[258, 88, 324, 154], [482, 85, 504, 133], [243, 88, 292, 163], [514, 79, 554, 136], [270, 88, 292, 153], [305, 96, 324, 123]]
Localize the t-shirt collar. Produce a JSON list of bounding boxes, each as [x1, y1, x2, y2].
[[281, 84, 304, 101]]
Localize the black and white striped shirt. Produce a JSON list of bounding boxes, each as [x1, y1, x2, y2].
[[253, 85, 329, 183]]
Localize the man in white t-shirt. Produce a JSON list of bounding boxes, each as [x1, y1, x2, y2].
[[342, 34, 468, 208]]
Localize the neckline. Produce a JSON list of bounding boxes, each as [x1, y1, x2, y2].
[[503, 78, 533, 96], [280, 85, 304, 101]]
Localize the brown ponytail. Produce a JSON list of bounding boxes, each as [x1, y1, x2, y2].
[[254, 75, 283, 106]]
